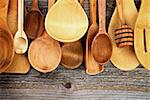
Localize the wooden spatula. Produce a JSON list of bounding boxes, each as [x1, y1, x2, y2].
[[108, 0, 140, 71], [134, 0, 150, 70]]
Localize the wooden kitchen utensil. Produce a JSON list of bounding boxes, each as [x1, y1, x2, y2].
[[14, 0, 28, 54], [25, 0, 44, 39], [4, 54, 30, 74], [85, 0, 104, 75], [134, 0, 150, 70], [0, 0, 14, 73], [61, 41, 83, 69], [60, 0, 84, 69], [91, 0, 112, 65], [8, 0, 18, 36], [28, 0, 61, 73], [45, 0, 88, 42], [115, 0, 134, 48], [108, 0, 139, 71]]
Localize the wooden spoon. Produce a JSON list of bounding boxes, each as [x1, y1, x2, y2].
[[4, 54, 30, 74], [108, 0, 139, 71], [0, 0, 14, 73], [8, 0, 18, 36], [14, 0, 28, 54], [91, 0, 112, 65], [60, 0, 84, 69], [134, 0, 150, 70], [28, 0, 61, 73], [85, 0, 104, 75], [4, 3, 30, 74], [45, 0, 88, 42], [61, 41, 83, 69], [25, 0, 44, 39]]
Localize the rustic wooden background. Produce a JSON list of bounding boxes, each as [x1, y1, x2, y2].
[[0, 0, 150, 99]]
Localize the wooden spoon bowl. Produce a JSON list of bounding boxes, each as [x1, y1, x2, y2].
[[25, 0, 44, 39], [28, 32, 61, 73], [45, 0, 88, 42]]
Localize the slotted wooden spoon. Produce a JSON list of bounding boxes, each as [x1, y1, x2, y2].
[[45, 0, 88, 42], [28, 0, 61, 73], [14, 0, 28, 54], [85, 0, 104, 75], [0, 0, 14, 73], [108, 0, 139, 71], [61, 0, 84, 69], [134, 0, 150, 70], [91, 0, 112, 65], [25, 0, 44, 39], [8, 0, 18, 36]]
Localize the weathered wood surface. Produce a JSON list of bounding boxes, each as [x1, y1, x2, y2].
[[0, 0, 150, 99]]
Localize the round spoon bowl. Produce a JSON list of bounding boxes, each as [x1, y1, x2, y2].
[[45, 0, 88, 42], [92, 33, 112, 64], [61, 41, 83, 69], [0, 28, 14, 72], [28, 32, 61, 73], [25, 11, 44, 39]]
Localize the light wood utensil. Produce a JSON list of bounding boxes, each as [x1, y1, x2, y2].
[[134, 0, 150, 70], [91, 0, 112, 65], [115, 0, 134, 48], [8, 0, 18, 36], [60, 0, 84, 69], [85, 0, 104, 75], [14, 0, 28, 54], [0, 0, 14, 73], [108, 0, 139, 71], [25, 0, 44, 39], [61, 41, 83, 69], [28, 0, 61, 73], [4, 54, 30, 74], [45, 0, 88, 42]]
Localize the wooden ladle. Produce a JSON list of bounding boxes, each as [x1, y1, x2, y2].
[[28, 0, 61, 73], [0, 0, 14, 73], [60, 0, 84, 69], [85, 0, 104, 75], [91, 0, 112, 65], [45, 0, 88, 42], [25, 0, 44, 39], [14, 0, 28, 54]]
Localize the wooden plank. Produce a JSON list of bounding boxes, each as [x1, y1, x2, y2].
[[0, 0, 150, 99]]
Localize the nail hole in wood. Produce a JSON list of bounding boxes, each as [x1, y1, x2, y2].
[[64, 82, 72, 89]]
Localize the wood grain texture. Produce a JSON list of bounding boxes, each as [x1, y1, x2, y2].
[[0, 0, 150, 99]]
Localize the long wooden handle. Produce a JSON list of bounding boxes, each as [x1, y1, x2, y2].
[[98, 0, 106, 32], [116, 0, 126, 24], [0, 0, 9, 20], [31, 0, 38, 9], [90, 0, 97, 24], [18, 0, 24, 31], [48, 0, 55, 10]]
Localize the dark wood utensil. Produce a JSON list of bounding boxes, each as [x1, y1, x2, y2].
[[91, 0, 112, 65], [0, 0, 14, 73], [25, 0, 44, 39], [85, 0, 104, 75]]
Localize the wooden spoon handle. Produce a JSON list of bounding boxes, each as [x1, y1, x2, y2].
[[18, 0, 24, 31], [31, 0, 39, 9], [48, 0, 56, 10], [90, 0, 97, 24], [116, 0, 126, 24], [98, 0, 106, 32]]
